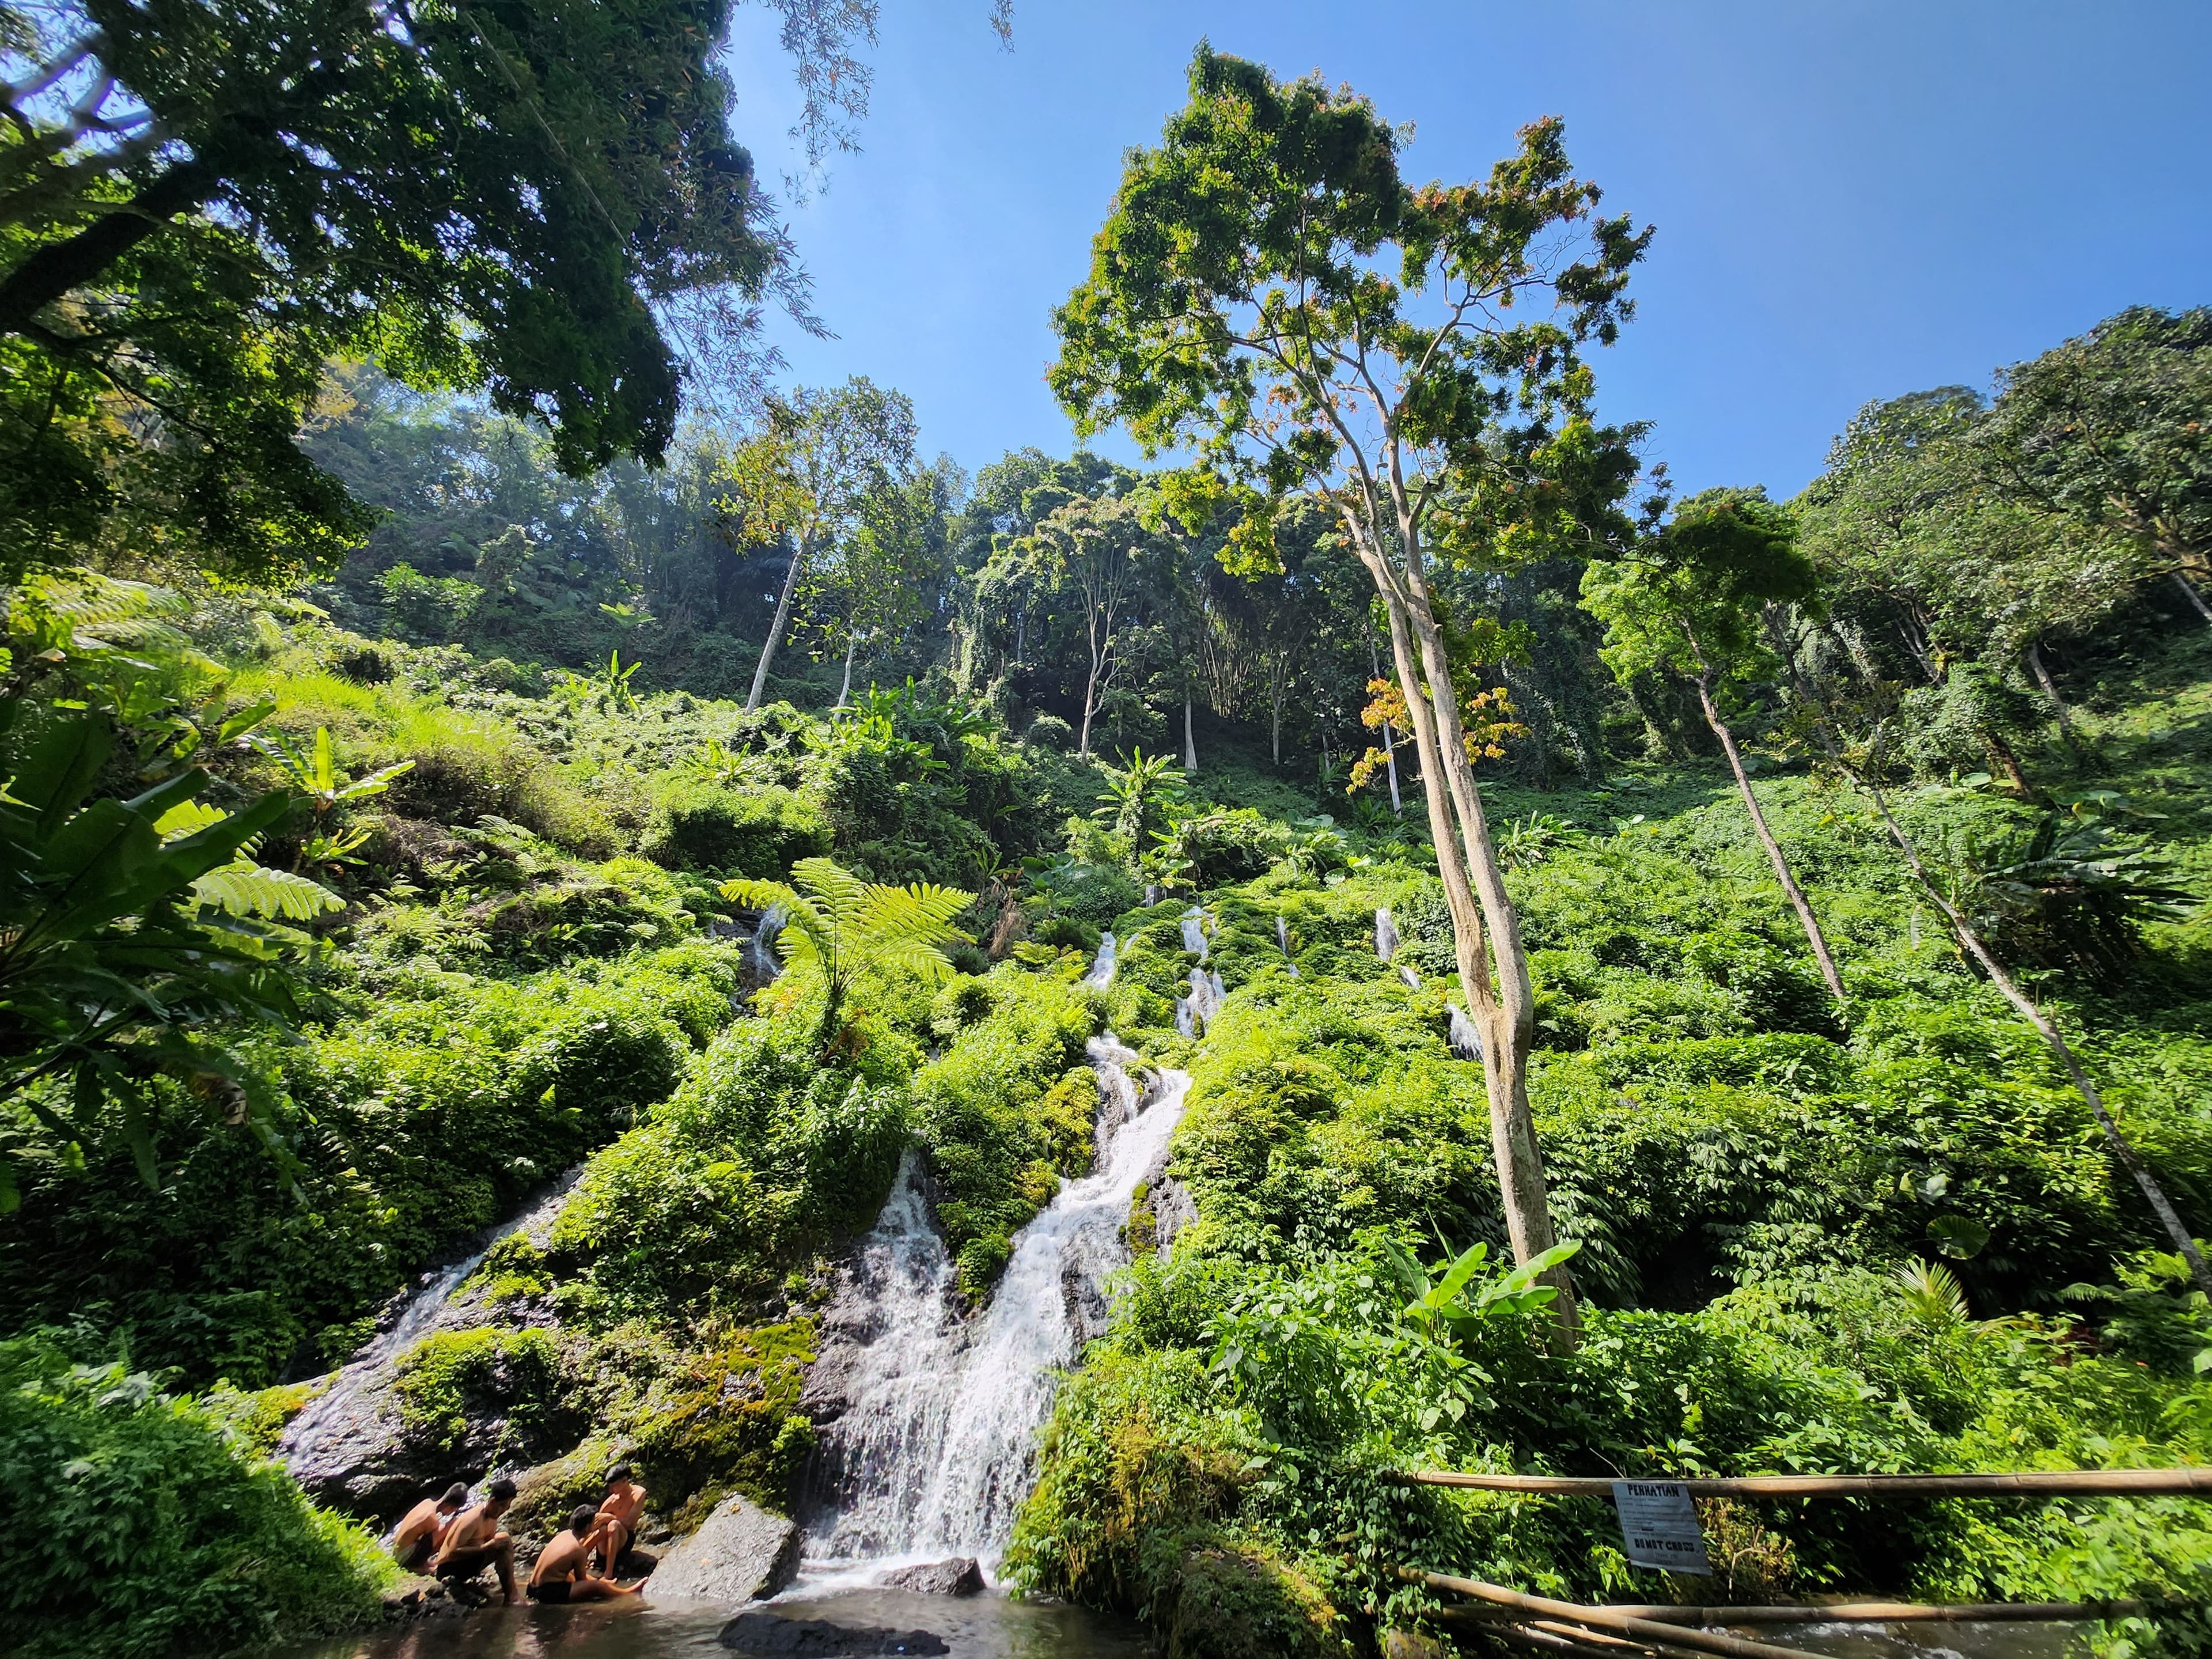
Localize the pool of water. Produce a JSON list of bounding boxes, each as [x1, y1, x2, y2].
[[289, 1588, 1154, 1659]]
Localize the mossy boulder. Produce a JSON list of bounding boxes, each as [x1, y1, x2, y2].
[[1167, 1541, 1353, 1659]]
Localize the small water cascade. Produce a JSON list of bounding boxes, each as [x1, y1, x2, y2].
[[1275, 915, 1299, 979], [279, 1172, 580, 1476], [1175, 965, 1225, 1038], [1180, 906, 1210, 961], [1084, 931, 1118, 989], [804, 1038, 1190, 1577], [748, 903, 786, 986], [1448, 1003, 1485, 1062], [1376, 906, 1400, 963]]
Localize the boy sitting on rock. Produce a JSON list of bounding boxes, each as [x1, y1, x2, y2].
[[391, 1482, 469, 1574], [585, 1463, 649, 1574], [529, 1506, 649, 1604], [433, 1476, 519, 1604]]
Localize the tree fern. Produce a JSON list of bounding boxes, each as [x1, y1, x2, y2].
[[722, 856, 973, 1042], [157, 802, 344, 920]]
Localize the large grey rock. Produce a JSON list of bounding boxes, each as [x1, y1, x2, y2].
[[876, 1557, 983, 1597], [719, 1612, 948, 1655], [651, 1495, 802, 1603]]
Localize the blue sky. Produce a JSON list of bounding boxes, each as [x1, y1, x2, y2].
[[723, 1, 2211, 498]]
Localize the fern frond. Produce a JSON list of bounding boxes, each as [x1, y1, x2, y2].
[[158, 801, 264, 859], [193, 863, 345, 919]]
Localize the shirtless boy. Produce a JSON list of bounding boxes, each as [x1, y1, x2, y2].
[[584, 1463, 647, 1575], [432, 1476, 519, 1604], [391, 1482, 469, 1574], [528, 1506, 647, 1604]]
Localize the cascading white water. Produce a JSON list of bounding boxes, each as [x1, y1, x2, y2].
[[1275, 914, 1299, 979], [1180, 907, 1210, 961], [1375, 906, 1400, 963], [279, 1172, 580, 1476], [804, 1037, 1190, 1578], [1448, 1003, 1485, 1060], [1085, 931, 1118, 988]]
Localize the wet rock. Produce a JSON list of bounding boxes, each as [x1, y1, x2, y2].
[[650, 1494, 801, 1603], [1384, 1631, 1448, 1659], [719, 1612, 949, 1656], [276, 1172, 584, 1520], [381, 1574, 459, 1622], [1149, 1176, 1198, 1249], [876, 1556, 984, 1596]]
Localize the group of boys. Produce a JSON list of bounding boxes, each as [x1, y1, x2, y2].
[[390, 1464, 652, 1606]]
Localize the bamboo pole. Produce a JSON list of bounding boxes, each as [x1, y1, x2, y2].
[[1396, 1570, 1819, 1659], [1391, 1468, 2212, 1498], [1444, 1599, 2153, 1626]]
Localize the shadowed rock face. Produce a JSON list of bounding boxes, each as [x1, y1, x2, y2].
[[720, 1612, 948, 1656], [653, 1495, 802, 1604], [876, 1557, 984, 1596]]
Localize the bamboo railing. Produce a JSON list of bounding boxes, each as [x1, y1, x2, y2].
[[1389, 1467, 2212, 1498]]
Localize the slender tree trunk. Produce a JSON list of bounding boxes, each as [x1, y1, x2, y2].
[[1270, 687, 1283, 764], [1847, 747, 2212, 1300], [2025, 641, 2074, 739], [1986, 729, 2034, 797], [1183, 696, 1198, 773], [835, 635, 858, 707], [1403, 590, 1575, 1340], [1901, 606, 1942, 684], [1351, 521, 1574, 1343], [2172, 572, 2212, 626], [747, 536, 809, 713], [1692, 671, 1847, 1004]]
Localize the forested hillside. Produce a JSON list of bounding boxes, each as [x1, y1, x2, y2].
[[1, 16, 2208, 1659]]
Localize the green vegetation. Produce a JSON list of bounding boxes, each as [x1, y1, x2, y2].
[[1, 1339, 391, 1659], [1, 10, 2208, 1658]]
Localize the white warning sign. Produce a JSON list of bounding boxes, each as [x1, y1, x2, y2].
[[1611, 1480, 1711, 1575]]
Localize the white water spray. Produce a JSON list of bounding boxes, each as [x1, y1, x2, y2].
[[804, 1037, 1190, 1577]]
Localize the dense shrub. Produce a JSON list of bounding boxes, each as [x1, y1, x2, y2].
[[912, 966, 1103, 1297], [643, 780, 832, 875], [554, 1012, 910, 1320], [0, 1340, 390, 1659], [0, 953, 721, 1387]]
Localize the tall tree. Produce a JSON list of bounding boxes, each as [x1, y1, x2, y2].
[[0, 0, 813, 581], [1050, 47, 1652, 1335], [1582, 488, 1848, 1004], [1017, 491, 1154, 759], [1974, 306, 2212, 624], [810, 457, 965, 705], [720, 378, 920, 711]]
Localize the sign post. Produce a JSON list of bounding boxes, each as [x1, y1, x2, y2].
[[1611, 1480, 1711, 1575]]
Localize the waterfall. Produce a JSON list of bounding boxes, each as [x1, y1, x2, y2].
[[279, 1172, 581, 1476], [1180, 907, 1210, 961], [748, 904, 786, 986], [1176, 966, 1224, 1037], [1275, 915, 1299, 978], [1084, 931, 1118, 989], [1448, 1003, 1484, 1061], [1376, 906, 1400, 963], [804, 1037, 1191, 1576], [1400, 964, 1422, 989]]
